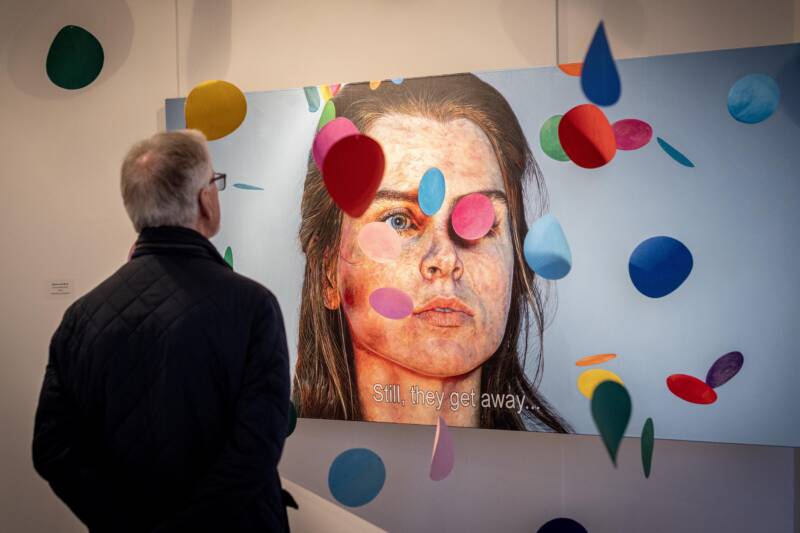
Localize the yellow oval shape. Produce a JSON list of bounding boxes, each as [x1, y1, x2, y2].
[[369, 80, 382, 90], [185, 80, 247, 141], [577, 369, 624, 399]]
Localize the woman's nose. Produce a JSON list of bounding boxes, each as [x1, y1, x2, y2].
[[419, 222, 464, 281]]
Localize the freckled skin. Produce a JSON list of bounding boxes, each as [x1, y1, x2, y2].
[[327, 115, 515, 426]]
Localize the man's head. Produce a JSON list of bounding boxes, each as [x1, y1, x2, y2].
[[120, 129, 221, 237]]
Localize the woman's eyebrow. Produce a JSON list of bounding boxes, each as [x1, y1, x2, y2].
[[372, 189, 418, 203]]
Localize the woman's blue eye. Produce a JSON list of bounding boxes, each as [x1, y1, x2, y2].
[[386, 214, 411, 230]]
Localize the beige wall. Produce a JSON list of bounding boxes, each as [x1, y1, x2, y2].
[[0, 0, 797, 531]]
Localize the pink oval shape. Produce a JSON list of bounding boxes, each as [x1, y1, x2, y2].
[[430, 416, 455, 481], [451, 193, 495, 240], [369, 287, 413, 319], [613, 118, 653, 151], [312, 117, 359, 168], [358, 222, 402, 263]]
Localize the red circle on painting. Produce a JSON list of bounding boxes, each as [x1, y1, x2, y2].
[[666, 374, 718, 405], [613, 118, 653, 150], [558, 104, 617, 169], [322, 134, 385, 218]]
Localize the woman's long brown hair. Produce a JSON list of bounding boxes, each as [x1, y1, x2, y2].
[[293, 73, 572, 432]]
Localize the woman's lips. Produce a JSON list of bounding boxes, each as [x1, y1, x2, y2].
[[413, 297, 474, 327]]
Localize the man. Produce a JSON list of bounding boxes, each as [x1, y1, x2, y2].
[[32, 130, 291, 532]]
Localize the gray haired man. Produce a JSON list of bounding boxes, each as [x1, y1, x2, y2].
[[32, 130, 291, 532]]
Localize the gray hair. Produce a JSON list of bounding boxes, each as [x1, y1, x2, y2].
[[120, 129, 211, 233]]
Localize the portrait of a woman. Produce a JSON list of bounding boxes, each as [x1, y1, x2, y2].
[[293, 73, 572, 432]]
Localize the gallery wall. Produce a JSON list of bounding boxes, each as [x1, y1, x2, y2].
[[0, 1, 798, 531]]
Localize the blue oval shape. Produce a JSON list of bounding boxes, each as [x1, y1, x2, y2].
[[629, 236, 693, 298], [328, 448, 385, 507], [727, 74, 780, 124], [418, 167, 446, 216], [581, 21, 620, 107], [656, 137, 694, 168], [524, 214, 572, 280]]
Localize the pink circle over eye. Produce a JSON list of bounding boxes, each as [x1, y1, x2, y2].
[[369, 288, 414, 319], [357, 222, 402, 263], [451, 193, 494, 240]]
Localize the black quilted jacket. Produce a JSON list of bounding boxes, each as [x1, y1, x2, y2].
[[32, 225, 291, 532]]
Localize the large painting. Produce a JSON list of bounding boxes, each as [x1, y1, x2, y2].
[[166, 43, 800, 446]]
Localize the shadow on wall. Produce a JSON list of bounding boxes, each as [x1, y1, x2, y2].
[[6, 0, 133, 99], [776, 48, 800, 128], [183, 0, 232, 89]]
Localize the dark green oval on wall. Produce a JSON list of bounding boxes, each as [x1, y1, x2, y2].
[[46, 25, 104, 90]]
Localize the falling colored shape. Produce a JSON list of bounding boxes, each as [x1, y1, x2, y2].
[[641, 417, 654, 479], [303, 86, 320, 112], [430, 416, 455, 481], [666, 374, 718, 404], [591, 380, 631, 467], [319, 84, 341, 102], [537, 517, 588, 533], [232, 183, 263, 190], [558, 63, 583, 77], [369, 287, 414, 319], [577, 368, 624, 399], [705, 351, 744, 388], [523, 214, 572, 280], [418, 167, 446, 215], [328, 448, 386, 507], [451, 193, 495, 240], [329, 84, 341, 97], [575, 353, 617, 367], [223, 246, 233, 268], [322, 134, 385, 217], [46, 25, 104, 90], [613, 118, 653, 150], [318, 100, 336, 131], [288, 401, 297, 437], [628, 236, 693, 298], [357, 222, 402, 263], [558, 104, 616, 168], [656, 137, 694, 167], [539, 115, 570, 162], [581, 22, 621, 106], [727, 74, 780, 124], [391, 78, 404, 84], [185, 80, 247, 141], [312, 117, 360, 169], [369, 80, 382, 90]]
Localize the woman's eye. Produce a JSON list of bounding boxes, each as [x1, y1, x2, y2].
[[385, 214, 412, 230]]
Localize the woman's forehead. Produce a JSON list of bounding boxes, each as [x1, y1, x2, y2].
[[367, 114, 504, 194]]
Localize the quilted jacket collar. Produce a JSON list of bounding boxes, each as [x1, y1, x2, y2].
[[131, 225, 232, 270]]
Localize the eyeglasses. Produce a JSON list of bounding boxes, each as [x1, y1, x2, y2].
[[210, 172, 226, 191]]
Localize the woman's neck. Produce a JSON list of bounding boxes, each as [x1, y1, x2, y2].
[[353, 341, 482, 427]]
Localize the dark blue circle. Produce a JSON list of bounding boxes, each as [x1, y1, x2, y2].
[[538, 517, 588, 533], [629, 236, 693, 298], [328, 448, 385, 507]]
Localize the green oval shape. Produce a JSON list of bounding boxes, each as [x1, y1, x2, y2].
[[46, 25, 104, 90], [318, 100, 336, 131], [591, 380, 631, 467], [641, 417, 654, 478], [539, 114, 569, 162], [223, 246, 233, 269]]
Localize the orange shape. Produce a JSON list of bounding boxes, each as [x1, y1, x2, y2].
[[558, 62, 583, 76], [576, 353, 617, 367], [369, 80, 382, 90]]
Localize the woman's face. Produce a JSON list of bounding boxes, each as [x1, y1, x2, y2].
[[331, 114, 515, 377]]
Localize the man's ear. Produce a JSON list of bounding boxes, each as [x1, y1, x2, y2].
[[198, 186, 212, 221], [322, 249, 340, 310]]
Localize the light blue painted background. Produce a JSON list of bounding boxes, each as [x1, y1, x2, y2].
[[167, 43, 800, 447]]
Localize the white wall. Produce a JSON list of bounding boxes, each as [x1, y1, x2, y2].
[[0, 1, 797, 531]]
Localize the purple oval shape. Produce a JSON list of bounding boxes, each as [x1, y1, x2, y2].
[[369, 287, 413, 319], [613, 118, 653, 150], [705, 351, 744, 388]]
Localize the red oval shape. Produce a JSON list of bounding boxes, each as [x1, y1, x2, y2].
[[322, 134, 385, 217], [613, 118, 653, 150], [558, 104, 616, 169], [666, 374, 718, 405]]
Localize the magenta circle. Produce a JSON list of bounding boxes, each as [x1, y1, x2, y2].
[[451, 193, 495, 240]]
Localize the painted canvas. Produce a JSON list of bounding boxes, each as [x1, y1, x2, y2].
[[166, 43, 800, 446]]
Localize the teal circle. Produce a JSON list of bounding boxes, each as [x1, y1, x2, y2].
[[727, 74, 780, 124], [328, 448, 385, 507], [539, 115, 569, 162], [418, 167, 446, 215]]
